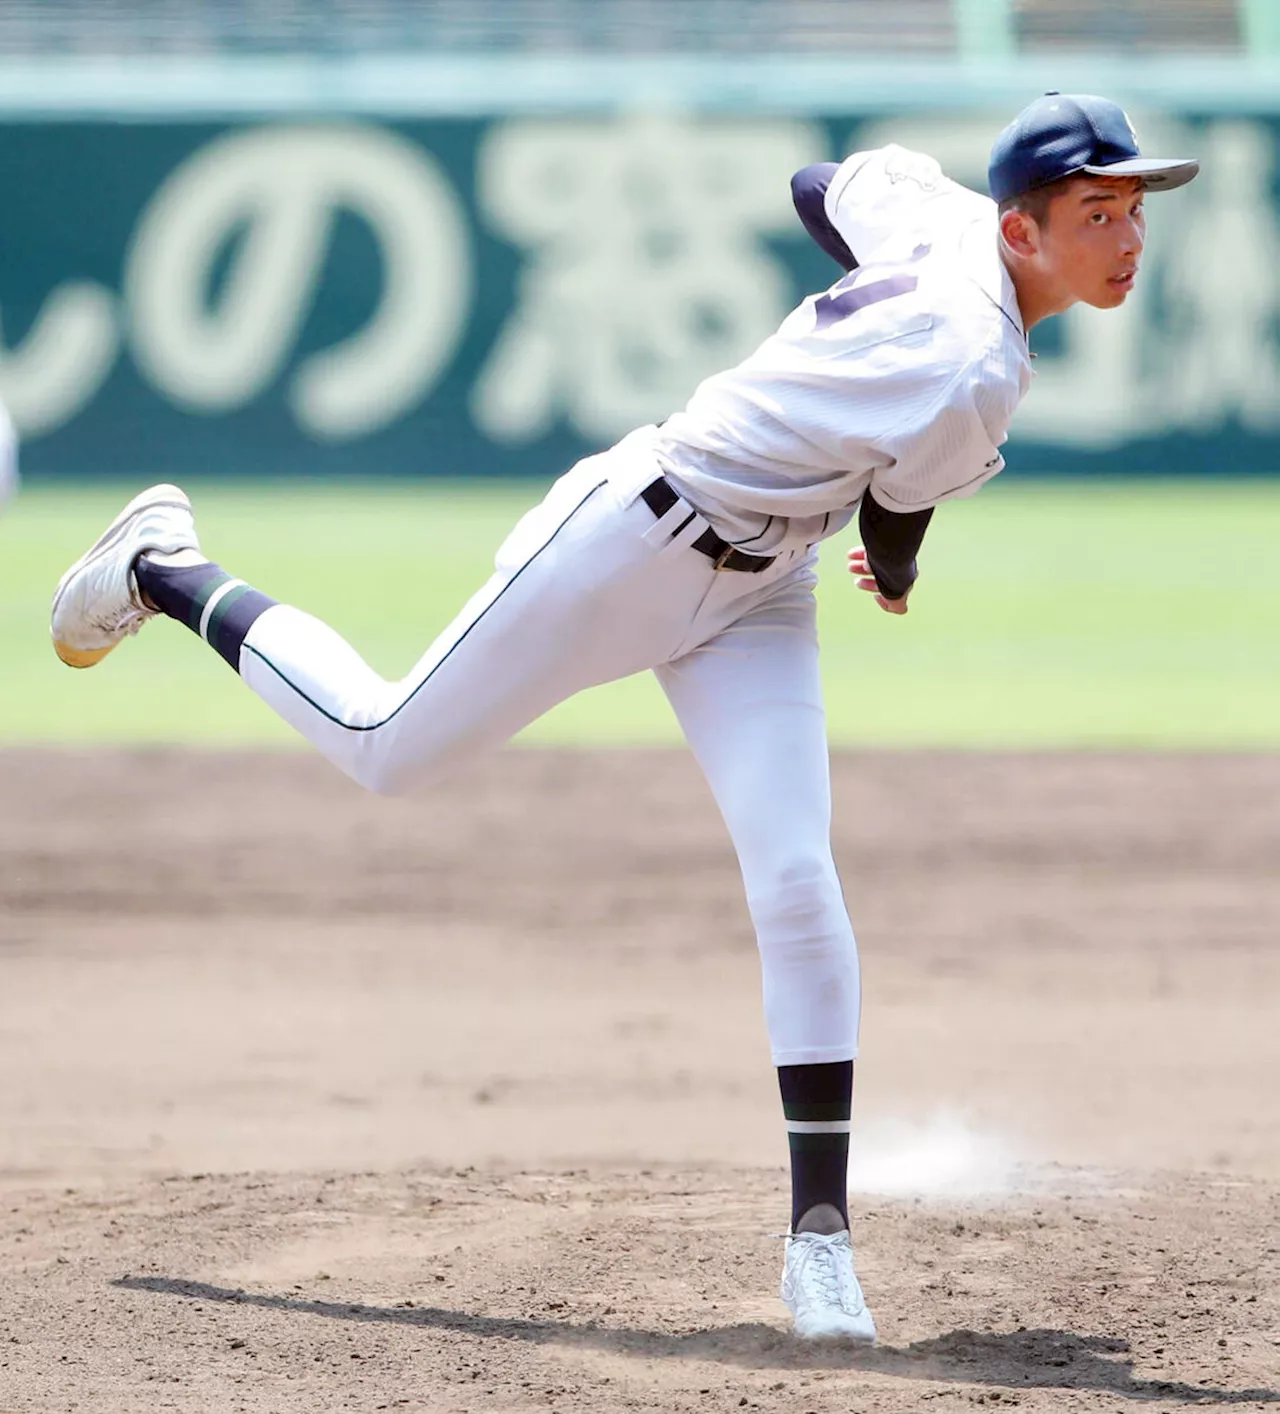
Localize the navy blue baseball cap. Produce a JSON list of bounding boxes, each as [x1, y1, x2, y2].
[[988, 93, 1199, 204]]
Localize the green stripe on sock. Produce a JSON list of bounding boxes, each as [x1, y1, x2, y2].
[[782, 1098, 851, 1124], [203, 582, 252, 646], [183, 571, 235, 635]]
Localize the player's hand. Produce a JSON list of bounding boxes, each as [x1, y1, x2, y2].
[[846, 547, 911, 615]]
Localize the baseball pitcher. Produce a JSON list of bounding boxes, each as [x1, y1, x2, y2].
[[50, 95, 1197, 1341]]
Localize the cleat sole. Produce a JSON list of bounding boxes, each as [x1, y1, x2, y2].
[[53, 639, 118, 669]]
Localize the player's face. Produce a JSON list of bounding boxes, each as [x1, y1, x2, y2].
[[1038, 177, 1147, 309]]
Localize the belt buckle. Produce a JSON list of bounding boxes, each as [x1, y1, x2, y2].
[[713, 545, 736, 572]]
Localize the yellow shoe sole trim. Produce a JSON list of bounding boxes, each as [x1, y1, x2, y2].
[[53, 639, 116, 669]]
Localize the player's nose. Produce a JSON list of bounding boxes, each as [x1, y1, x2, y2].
[[1118, 214, 1145, 256]]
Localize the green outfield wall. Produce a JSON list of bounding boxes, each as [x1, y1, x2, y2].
[[1, 61, 1278, 481]]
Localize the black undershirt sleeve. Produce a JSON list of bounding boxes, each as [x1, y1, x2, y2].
[[790, 163, 858, 273], [858, 489, 935, 601]]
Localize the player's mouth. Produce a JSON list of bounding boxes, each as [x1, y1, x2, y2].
[[1108, 268, 1138, 292]]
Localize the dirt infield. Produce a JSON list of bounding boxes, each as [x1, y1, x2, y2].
[[1, 748, 1278, 1412]]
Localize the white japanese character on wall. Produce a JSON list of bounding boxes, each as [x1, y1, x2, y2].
[[471, 115, 820, 445], [1159, 121, 1280, 434]]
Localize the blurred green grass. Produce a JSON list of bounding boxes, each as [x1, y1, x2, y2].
[[3, 477, 1278, 749]]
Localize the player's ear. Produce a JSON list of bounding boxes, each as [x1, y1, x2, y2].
[[999, 207, 1040, 258]]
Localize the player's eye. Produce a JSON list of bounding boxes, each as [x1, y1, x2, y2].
[[1089, 210, 1108, 224]]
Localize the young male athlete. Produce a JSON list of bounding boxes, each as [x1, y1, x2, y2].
[[50, 95, 1196, 1341]]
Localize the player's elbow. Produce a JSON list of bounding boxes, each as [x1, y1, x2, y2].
[[790, 165, 858, 273], [791, 162, 837, 207]]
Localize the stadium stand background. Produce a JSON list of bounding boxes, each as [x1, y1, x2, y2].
[[0, 0, 1259, 56]]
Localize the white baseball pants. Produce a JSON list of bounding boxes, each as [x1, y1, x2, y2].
[[238, 431, 860, 1066]]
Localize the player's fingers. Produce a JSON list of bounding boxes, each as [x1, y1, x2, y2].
[[855, 576, 880, 593], [876, 595, 908, 615]]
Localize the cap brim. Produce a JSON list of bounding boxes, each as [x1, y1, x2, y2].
[[1080, 157, 1200, 192]]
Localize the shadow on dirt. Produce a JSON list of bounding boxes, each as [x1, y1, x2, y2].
[[114, 1276, 1278, 1403]]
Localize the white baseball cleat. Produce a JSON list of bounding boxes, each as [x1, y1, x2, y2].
[[781, 1229, 878, 1343], [50, 484, 200, 668]]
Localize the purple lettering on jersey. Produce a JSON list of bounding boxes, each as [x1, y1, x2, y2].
[[814, 274, 918, 330]]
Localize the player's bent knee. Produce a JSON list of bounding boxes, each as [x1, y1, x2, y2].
[[345, 738, 460, 797], [748, 856, 840, 910], [346, 746, 415, 797]]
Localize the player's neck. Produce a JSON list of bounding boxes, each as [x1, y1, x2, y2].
[[1001, 247, 1076, 331]]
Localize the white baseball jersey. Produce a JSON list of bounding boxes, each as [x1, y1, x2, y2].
[[654, 144, 1034, 554]]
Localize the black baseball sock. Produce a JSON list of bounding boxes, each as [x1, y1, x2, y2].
[[778, 1060, 853, 1231], [134, 556, 276, 672]]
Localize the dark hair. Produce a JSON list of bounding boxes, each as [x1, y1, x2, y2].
[[997, 175, 1076, 228]]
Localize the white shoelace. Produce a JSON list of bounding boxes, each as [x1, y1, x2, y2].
[[789, 1232, 862, 1313]]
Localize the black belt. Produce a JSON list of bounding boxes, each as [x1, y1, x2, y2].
[[639, 478, 776, 573]]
